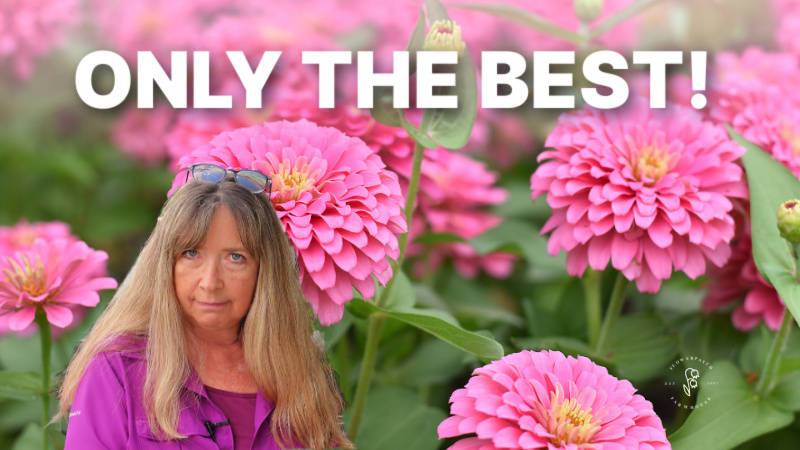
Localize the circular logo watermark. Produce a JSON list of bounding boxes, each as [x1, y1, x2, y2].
[[663, 356, 719, 410]]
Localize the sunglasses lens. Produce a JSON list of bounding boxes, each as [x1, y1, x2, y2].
[[192, 164, 226, 183], [236, 171, 268, 193]]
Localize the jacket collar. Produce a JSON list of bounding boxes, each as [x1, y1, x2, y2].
[[114, 334, 276, 424]]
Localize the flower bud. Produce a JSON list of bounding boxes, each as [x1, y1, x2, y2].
[[574, 0, 604, 23], [778, 199, 800, 243], [423, 20, 465, 58]]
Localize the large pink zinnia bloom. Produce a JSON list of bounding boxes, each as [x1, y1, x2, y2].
[[438, 350, 670, 450], [0, 238, 118, 331], [169, 120, 406, 325], [531, 98, 747, 292], [271, 101, 516, 279], [0, 0, 79, 80]]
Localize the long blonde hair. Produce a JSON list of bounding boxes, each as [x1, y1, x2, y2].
[[57, 177, 353, 449]]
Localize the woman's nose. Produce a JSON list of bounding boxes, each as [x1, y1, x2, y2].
[[198, 260, 224, 291]]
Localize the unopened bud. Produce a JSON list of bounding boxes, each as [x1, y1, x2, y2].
[[778, 199, 800, 243], [423, 20, 465, 58], [574, 0, 604, 23]]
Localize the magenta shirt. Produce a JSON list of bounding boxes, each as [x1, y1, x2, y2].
[[205, 386, 257, 450], [65, 338, 300, 449]]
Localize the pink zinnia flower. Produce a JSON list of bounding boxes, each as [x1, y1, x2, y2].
[[169, 120, 407, 325], [0, 219, 74, 255], [0, 238, 118, 331], [725, 93, 800, 179], [704, 205, 786, 331], [531, 98, 747, 292], [438, 350, 670, 450], [709, 48, 800, 123], [112, 103, 176, 166], [409, 148, 516, 279], [272, 100, 515, 279]]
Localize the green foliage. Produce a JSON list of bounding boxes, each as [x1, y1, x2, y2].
[[343, 386, 447, 450], [348, 297, 504, 362], [669, 361, 793, 449], [0, 372, 41, 402], [603, 314, 679, 382], [734, 127, 800, 323]]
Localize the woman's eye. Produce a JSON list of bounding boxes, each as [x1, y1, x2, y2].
[[185, 250, 198, 258], [231, 253, 244, 262]]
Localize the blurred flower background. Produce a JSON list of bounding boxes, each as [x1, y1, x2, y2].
[[4, 0, 800, 449]]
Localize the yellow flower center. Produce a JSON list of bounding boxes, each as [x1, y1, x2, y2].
[[630, 144, 674, 185], [3, 254, 49, 303], [272, 157, 321, 201], [541, 385, 603, 448]]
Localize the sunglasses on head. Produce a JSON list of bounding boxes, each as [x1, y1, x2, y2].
[[185, 163, 272, 195]]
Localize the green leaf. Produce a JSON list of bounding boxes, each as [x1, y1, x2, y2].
[[517, 314, 678, 383], [11, 423, 42, 450], [406, 8, 426, 75], [386, 339, 471, 386], [734, 127, 800, 323], [343, 386, 447, 450], [521, 278, 585, 338], [347, 298, 504, 362], [470, 219, 566, 277], [370, 86, 404, 128], [678, 315, 748, 364], [419, 0, 478, 150], [382, 271, 416, 311], [400, 118, 438, 149], [604, 314, 679, 382], [0, 371, 41, 402], [770, 370, 800, 411], [669, 361, 793, 450], [426, 49, 477, 150]]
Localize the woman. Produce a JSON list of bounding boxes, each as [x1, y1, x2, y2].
[[57, 163, 353, 449]]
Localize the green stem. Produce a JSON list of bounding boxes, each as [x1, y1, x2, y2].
[[755, 311, 794, 397], [349, 110, 432, 440], [336, 333, 352, 404], [595, 272, 629, 355], [347, 314, 386, 440], [377, 112, 432, 309], [35, 309, 52, 450], [582, 269, 602, 348], [588, 0, 665, 41], [793, 242, 800, 283]]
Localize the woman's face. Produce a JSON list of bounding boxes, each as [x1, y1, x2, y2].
[[174, 206, 258, 337]]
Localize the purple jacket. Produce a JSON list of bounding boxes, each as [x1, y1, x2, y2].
[[65, 339, 291, 449]]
